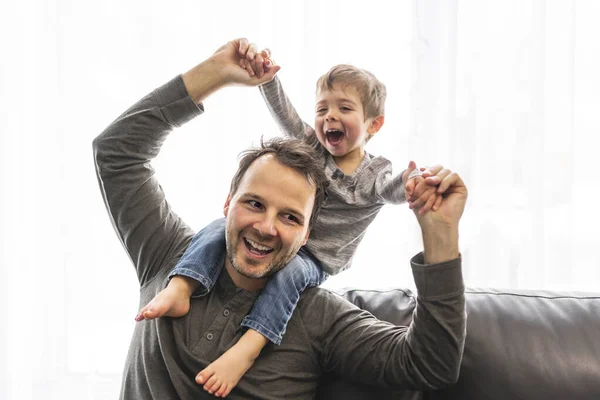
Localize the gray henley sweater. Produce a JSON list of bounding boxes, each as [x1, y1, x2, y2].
[[93, 75, 466, 399], [260, 77, 411, 274]]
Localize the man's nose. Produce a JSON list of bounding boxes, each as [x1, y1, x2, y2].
[[254, 214, 277, 238]]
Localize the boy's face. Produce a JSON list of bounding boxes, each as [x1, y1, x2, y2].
[[222, 154, 314, 291], [314, 83, 380, 160]]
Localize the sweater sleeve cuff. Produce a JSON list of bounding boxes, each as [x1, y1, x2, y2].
[[154, 75, 204, 127], [410, 253, 464, 299]]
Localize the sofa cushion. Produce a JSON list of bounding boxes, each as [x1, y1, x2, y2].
[[316, 287, 600, 400]]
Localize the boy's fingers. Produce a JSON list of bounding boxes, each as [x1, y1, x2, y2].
[[419, 192, 437, 215], [403, 160, 417, 186], [247, 43, 258, 59], [254, 53, 265, 77], [262, 64, 280, 81], [405, 179, 415, 197], [410, 187, 429, 209]]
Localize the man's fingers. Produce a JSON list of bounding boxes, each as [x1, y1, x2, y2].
[[238, 38, 249, 57], [421, 164, 444, 178], [437, 171, 461, 193], [433, 192, 443, 211], [425, 167, 451, 186]]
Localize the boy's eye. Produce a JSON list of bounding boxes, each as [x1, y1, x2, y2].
[[341, 106, 352, 111], [316, 108, 326, 113]]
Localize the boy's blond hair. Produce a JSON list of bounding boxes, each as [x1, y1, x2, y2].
[[316, 64, 387, 121]]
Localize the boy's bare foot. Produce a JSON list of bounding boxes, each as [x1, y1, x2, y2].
[[134, 276, 197, 321], [195, 330, 269, 397]]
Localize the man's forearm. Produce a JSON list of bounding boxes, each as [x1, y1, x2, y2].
[[181, 58, 229, 104]]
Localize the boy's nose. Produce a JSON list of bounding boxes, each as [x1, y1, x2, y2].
[[326, 111, 338, 121]]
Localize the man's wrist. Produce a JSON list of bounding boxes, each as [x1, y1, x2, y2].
[[421, 223, 459, 264]]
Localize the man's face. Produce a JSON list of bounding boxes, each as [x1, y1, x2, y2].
[[223, 154, 315, 290]]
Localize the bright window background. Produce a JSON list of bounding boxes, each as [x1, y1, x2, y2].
[[1, 0, 599, 398]]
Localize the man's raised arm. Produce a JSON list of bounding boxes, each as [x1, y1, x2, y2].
[[316, 166, 467, 390], [93, 39, 277, 285]]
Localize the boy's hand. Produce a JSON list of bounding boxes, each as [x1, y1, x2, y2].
[[403, 161, 443, 215], [407, 176, 442, 215], [237, 39, 277, 79]]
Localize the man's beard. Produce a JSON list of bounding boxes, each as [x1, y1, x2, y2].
[[225, 226, 297, 280]]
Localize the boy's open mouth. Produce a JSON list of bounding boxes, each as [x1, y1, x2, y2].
[[326, 129, 344, 146]]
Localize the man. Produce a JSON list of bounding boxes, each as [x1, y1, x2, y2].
[[93, 38, 467, 399]]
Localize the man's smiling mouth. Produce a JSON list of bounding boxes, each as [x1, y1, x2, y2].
[[244, 237, 274, 255]]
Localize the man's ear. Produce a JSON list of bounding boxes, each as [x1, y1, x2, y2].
[[223, 193, 232, 217], [301, 228, 311, 246], [367, 115, 385, 137]]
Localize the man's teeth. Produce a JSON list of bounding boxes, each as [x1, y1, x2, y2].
[[246, 238, 273, 252]]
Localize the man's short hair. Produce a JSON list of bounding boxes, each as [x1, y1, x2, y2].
[[316, 64, 387, 121], [229, 137, 329, 230]]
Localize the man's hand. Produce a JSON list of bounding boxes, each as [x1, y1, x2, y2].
[[181, 38, 280, 103], [403, 161, 443, 215], [404, 162, 468, 264]]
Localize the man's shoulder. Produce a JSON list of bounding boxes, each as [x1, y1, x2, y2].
[[297, 286, 356, 313]]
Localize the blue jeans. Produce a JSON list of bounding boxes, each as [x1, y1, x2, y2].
[[169, 217, 326, 345]]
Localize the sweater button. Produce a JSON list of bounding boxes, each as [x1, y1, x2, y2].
[[206, 332, 214, 341], [223, 309, 230, 317]]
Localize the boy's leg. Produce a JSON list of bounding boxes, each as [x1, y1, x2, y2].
[[241, 247, 325, 343], [135, 218, 227, 321], [196, 247, 325, 397]]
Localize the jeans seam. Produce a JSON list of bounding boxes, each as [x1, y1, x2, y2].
[[168, 268, 212, 297]]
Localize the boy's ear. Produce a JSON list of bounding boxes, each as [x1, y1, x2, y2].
[[223, 193, 232, 217], [367, 115, 385, 136]]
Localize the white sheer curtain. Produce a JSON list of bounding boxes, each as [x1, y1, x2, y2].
[[1, 0, 598, 398]]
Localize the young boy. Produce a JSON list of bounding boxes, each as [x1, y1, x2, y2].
[[136, 41, 442, 397]]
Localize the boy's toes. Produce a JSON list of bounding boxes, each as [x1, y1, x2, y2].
[[204, 375, 220, 393], [135, 304, 151, 321], [216, 384, 230, 397]]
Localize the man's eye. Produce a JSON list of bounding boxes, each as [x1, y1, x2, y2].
[[284, 214, 300, 223], [249, 200, 262, 209]]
